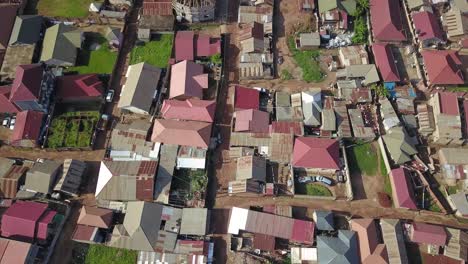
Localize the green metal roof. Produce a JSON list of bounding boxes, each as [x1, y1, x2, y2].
[[319, 0, 338, 13]]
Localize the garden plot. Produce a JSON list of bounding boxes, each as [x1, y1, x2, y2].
[[47, 111, 100, 149]]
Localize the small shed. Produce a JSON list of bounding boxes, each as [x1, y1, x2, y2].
[[297, 33, 320, 50]]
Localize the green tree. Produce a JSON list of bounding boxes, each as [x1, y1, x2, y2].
[[371, 84, 390, 98], [210, 53, 222, 65], [352, 16, 368, 44]]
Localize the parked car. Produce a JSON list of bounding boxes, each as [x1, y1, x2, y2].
[[337, 174, 345, 183], [298, 176, 316, 183], [106, 89, 115, 103], [9, 117, 16, 130], [2, 117, 10, 127], [316, 176, 333, 186], [97, 114, 110, 131], [253, 87, 267, 93]]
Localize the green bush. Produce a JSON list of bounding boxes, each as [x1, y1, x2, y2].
[[281, 69, 293, 80], [210, 53, 222, 65]]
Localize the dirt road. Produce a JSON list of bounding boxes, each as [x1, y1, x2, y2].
[[214, 195, 468, 229], [0, 145, 105, 161]]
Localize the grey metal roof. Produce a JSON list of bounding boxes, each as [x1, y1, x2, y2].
[[110, 120, 156, 161], [0, 158, 14, 177], [337, 64, 380, 85], [154, 144, 178, 203], [449, 192, 468, 217], [109, 201, 164, 251], [24, 160, 62, 194], [300, 32, 320, 47], [180, 208, 209, 235], [302, 89, 322, 126], [317, 230, 359, 264], [105, 26, 121, 42], [97, 160, 157, 201], [53, 159, 86, 196], [40, 23, 82, 66], [9, 15, 42, 45], [118, 62, 161, 114], [380, 219, 409, 264], [314, 210, 335, 231]]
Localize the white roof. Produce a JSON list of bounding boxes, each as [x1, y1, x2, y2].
[[228, 207, 249, 234], [291, 247, 318, 263], [95, 161, 113, 196]]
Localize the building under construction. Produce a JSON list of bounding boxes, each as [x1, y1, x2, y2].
[[173, 0, 215, 23]]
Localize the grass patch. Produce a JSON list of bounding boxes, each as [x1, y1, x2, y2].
[[84, 244, 137, 264], [47, 111, 99, 148], [447, 86, 468, 92], [37, 0, 101, 18], [428, 202, 442, 213], [287, 36, 323, 82], [130, 35, 174, 68], [68, 33, 117, 74], [382, 171, 392, 197], [295, 182, 333, 197], [347, 143, 378, 176], [379, 152, 388, 176]]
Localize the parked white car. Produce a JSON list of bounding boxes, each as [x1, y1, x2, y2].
[[106, 89, 115, 103]]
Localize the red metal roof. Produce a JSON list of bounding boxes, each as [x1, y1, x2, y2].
[[350, 219, 383, 262], [412, 11, 444, 41], [438, 92, 460, 116], [410, 222, 447, 246], [234, 85, 260, 110], [239, 22, 264, 42], [195, 34, 221, 57], [9, 64, 43, 104], [421, 253, 464, 264], [0, 86, 19, 113], [464, 100, 468, 138], [270, 121, 303, 136], [0, 5, 17, 50], [37, 210, 56, 240], [421, 50, 464, 85], [253, 233, 276, 251], [56, 74, 103, 100], [0, 238, 32, 264], [161, 98, 216, 122], [72, 225, 97, 242], [175, 31, 194, 61], [1, 201, 49, 239], [11, 110, 44, 143], [370, 0, 406, 42], [372, 43, 400, 82], [142, 0, 172, 16], [290, 219, 315, 244], [292, 137, 340, 169], [77, 206, 113, 228], [234, 109, 270, 133], [169, 60, 207, 99], [151, 119, 212, 148], [390, 168, 417, 210]]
